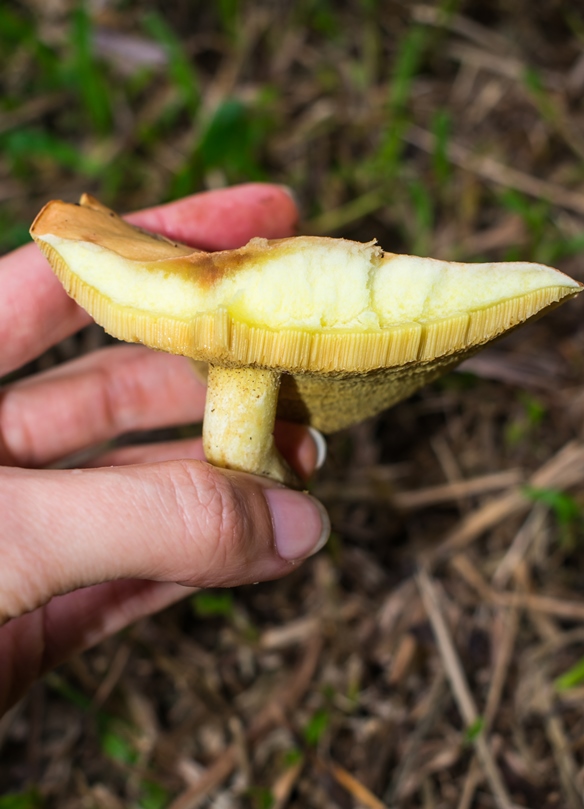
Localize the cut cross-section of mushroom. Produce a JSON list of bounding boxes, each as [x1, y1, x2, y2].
[[31, 195, 582, 486]]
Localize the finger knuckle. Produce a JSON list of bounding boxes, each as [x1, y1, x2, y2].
[[0, 389, 30, 466], [0, 541, 49, 624], [167, 461, 258, 585]]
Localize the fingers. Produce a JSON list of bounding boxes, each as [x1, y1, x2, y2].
[[0, 346, 207, 466], [0, 461, 330, 626], [85, 421, 323, 481], [0, 184, 299, 377], [90, 436, 207, 466], [124, 183, 298, 250], [0, 344, 325, 475], [0, 580, 191, 714], [274, 423, 327, 480], [0, 243, 92, 379]]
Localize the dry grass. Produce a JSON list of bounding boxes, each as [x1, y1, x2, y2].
[[3, 1, 584, 807]]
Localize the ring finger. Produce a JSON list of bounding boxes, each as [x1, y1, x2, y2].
[[84, 420, 321, 481]]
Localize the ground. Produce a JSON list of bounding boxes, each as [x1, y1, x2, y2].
[[2, 1, 584, 807]]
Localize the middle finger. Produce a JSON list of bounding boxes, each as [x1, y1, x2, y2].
[[0, 345, 206, 467]]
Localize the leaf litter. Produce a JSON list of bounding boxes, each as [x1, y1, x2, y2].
[[3, 1, 584, 807]]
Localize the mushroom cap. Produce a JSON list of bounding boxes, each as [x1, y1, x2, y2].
[[31, 195, 581, 432]]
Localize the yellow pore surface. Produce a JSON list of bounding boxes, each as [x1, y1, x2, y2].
[[32, 199, 581, 374]]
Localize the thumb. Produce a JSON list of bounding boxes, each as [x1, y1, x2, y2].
[[0, 462, 330, 624]]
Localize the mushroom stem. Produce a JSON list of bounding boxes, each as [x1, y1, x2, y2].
[[203, 364, 301, 487]]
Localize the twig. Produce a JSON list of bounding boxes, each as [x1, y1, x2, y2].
[[445, 40, 563, 92], [451, 553, 584, 622], [431, 488, 524, 561], [492, 505, 547, 589], [251, 633, 323, 741], [517, 577, 584, 808], [169, 749, 238, 809], [456, 759, 483, 809], [395, 469, 522, 510], [87, 784, 126, 809], [532, 674, 584, 809], [449, 554, 494, 601], [431, 441, 584, 562], [0, 93, 68, 135], [167, 635, 322, 809], [92, 642, 131, 708], [314, 468, 522, 508], [431, 433, 468, 515], [411, 4, 521, 56], [271, 756, 305, 809], [324, 760, 392, 809], [416, 568, 524, 809], [305, 187, 391, 234], [385, 669, 447, 802], [495, 592, 584, 622], [405, 126, 584, 218], [448, 41, 584, 162], [457, 603, 520, 809], [260, 616, 320, 650], [545, 709, 584, 809], [485, 607, 520, 733], [229, 716, 251, 791], [525, 627, 584, 666], [459, 350, 565, 392]]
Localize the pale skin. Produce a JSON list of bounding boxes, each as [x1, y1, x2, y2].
[[0, 183, 330, 716]]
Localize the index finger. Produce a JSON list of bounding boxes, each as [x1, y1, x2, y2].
[[0, 184, 298, 378]]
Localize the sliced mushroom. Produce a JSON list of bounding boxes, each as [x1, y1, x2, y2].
[[31, 195, 582, 486]]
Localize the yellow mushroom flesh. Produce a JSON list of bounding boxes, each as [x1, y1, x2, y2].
[[31, 196, 582, 486]]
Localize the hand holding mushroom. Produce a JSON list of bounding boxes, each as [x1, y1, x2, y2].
[[2, 180, 580, 717], [0, 185, 329, 717]]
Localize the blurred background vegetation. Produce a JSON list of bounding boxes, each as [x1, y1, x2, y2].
[[4, 1, 584, 808], [3, 0, 584, 264]]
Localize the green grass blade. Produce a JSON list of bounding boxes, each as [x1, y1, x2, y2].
[[555, 656, 584, 691], [68, 6, 112, 135], [0, 792, 43, 809], [143, 12, 200, 119]]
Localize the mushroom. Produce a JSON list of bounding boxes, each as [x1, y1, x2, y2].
[[31, 194, 581, 487]]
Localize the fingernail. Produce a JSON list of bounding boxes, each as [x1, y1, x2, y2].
[[265, 489, 330, 561], [308, 427, 327, 470]]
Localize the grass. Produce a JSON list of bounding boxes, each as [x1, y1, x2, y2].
[[555, 655, 584, 691], [0, 792, 43, 809], [0, 0, 581, 262], [142, 11, 200, 120], [69, 7, 113, 135], [523, 486, 583, 547]]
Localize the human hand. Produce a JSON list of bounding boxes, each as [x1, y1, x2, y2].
[[0, 184, 330, 715]]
